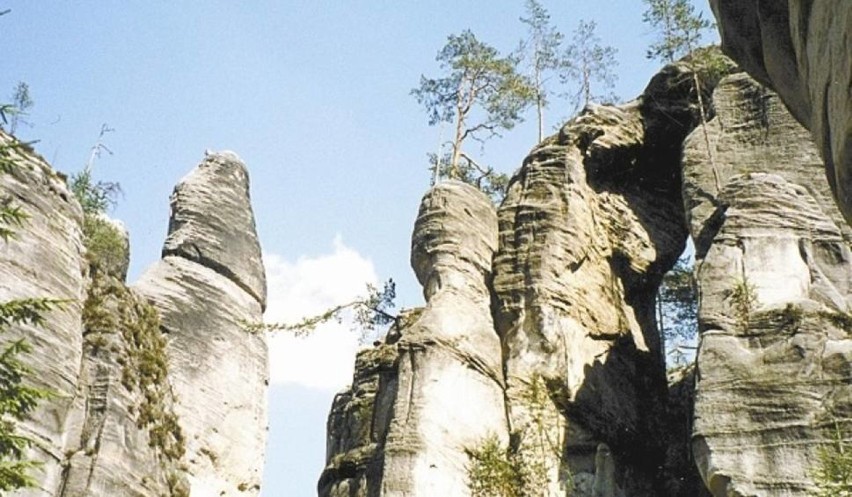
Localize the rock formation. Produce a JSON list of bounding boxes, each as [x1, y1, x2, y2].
[[322, 57, 731, 496], [0, 135, 268, 497], [0, 133, 88, 496], [319, 181, 507, 496], [322, 55, 852, 496], [684, 72, 852, 496], [709, 0, 852, 224], [136, 152, 268, 497]]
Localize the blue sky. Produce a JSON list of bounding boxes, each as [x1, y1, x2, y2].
[[2, 1, 716, 495]]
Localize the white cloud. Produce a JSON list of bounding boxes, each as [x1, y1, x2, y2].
[[263, 235, 377, 391]]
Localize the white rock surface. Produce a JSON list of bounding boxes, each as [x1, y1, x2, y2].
[[683, 74, 852, 496], [320, 181, 507, 497]]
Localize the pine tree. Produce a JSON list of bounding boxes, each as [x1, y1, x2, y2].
[[412, 30, 534, 202], [519, 0, 564, 142], [563, 19, 619, 112]]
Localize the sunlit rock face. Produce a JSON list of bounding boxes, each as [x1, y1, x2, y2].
[[709, 0, 852, 225], [683, 72, 852, 497], [0, 131, 87, 496], [319, 181, 507, 497], [135, 152, 268, 497], [491, 59, 713, 497]]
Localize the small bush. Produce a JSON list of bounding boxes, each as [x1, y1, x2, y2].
[[812, 421, 852, 496], [730, 277, 758, 331]]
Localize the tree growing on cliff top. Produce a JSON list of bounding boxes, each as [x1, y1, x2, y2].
[[412, 30, 534, 202], [519, 0, 564, 142], [562, 19, 619, 113], [642, 0, 722, 192]]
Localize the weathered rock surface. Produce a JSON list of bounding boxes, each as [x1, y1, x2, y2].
[[491, 58, 716, 496], [60, 267, 187, 497], [709, 0, 852, 224], [683, 73, 852, 496], [0, 133, 87, 496], [319, 181, 507, 496], [136, 152, 268, 497], [0, 138, 268, 497]]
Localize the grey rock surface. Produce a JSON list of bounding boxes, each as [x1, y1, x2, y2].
[[136, 152, 268, 497], [683, 74, 852, 496], [1, 141, 267, 497], [491, 59, 710, 496], [709, 0, 852, 224], [0, 132, 87, 497], [162, 151, 266, 308], [320, 181, 507, 496]]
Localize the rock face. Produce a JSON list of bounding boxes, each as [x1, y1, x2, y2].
[[492, 60, 708, 496], [319, 181, 507, 496], [0, 137, 267, 497], [709, 0, 852, 224], [0, 133, 87, 496], [136, 152, 268, 497], [683, 72, 852, 496], [322, 59, 732, 496]]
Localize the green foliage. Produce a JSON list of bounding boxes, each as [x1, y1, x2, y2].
[[249, 278, 397, 343], [428, 151, 509, 203], [730, 277, 758, 332], [812, 421, 852, 496], [519, 0, 564, 141], [562, 19, 619, 112], [642, 0, 712, 64], [0, 141, 35, 242], [466, 435, 526, 497], [657, 255, 697, 366], [412, 30, 534, 196], [466, 375, 561, 496], [82, 215, 126, 275], [69, 168, 121, 217], [7, 83, 33, 135], [0, 136, 59, 492]]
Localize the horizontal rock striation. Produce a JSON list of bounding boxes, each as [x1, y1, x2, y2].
[[684, 73, 852, 496], [136, 152, 268, 497], [709, 0, 852, 225], [492, 60, 707, 496], [0, 132, 87, 497]]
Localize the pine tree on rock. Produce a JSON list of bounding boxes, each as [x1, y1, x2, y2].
[[519, 0, 565, 143], [412, 30, 534, 202]]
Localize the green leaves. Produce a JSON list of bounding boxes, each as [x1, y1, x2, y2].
[[412, 29, 534, 199], [247, 278, 398, 343], [813, 421, 852, 496], [562, 19, 619, 112], [642, 0, 712, 63]]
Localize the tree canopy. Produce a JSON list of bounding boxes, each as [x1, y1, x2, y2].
[[412, 30, 534, 202]]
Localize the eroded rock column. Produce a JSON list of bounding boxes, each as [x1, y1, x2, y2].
[[319, 181, 507, 496], [135, 152, 268, 497], [492, 60, 710, 496]]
